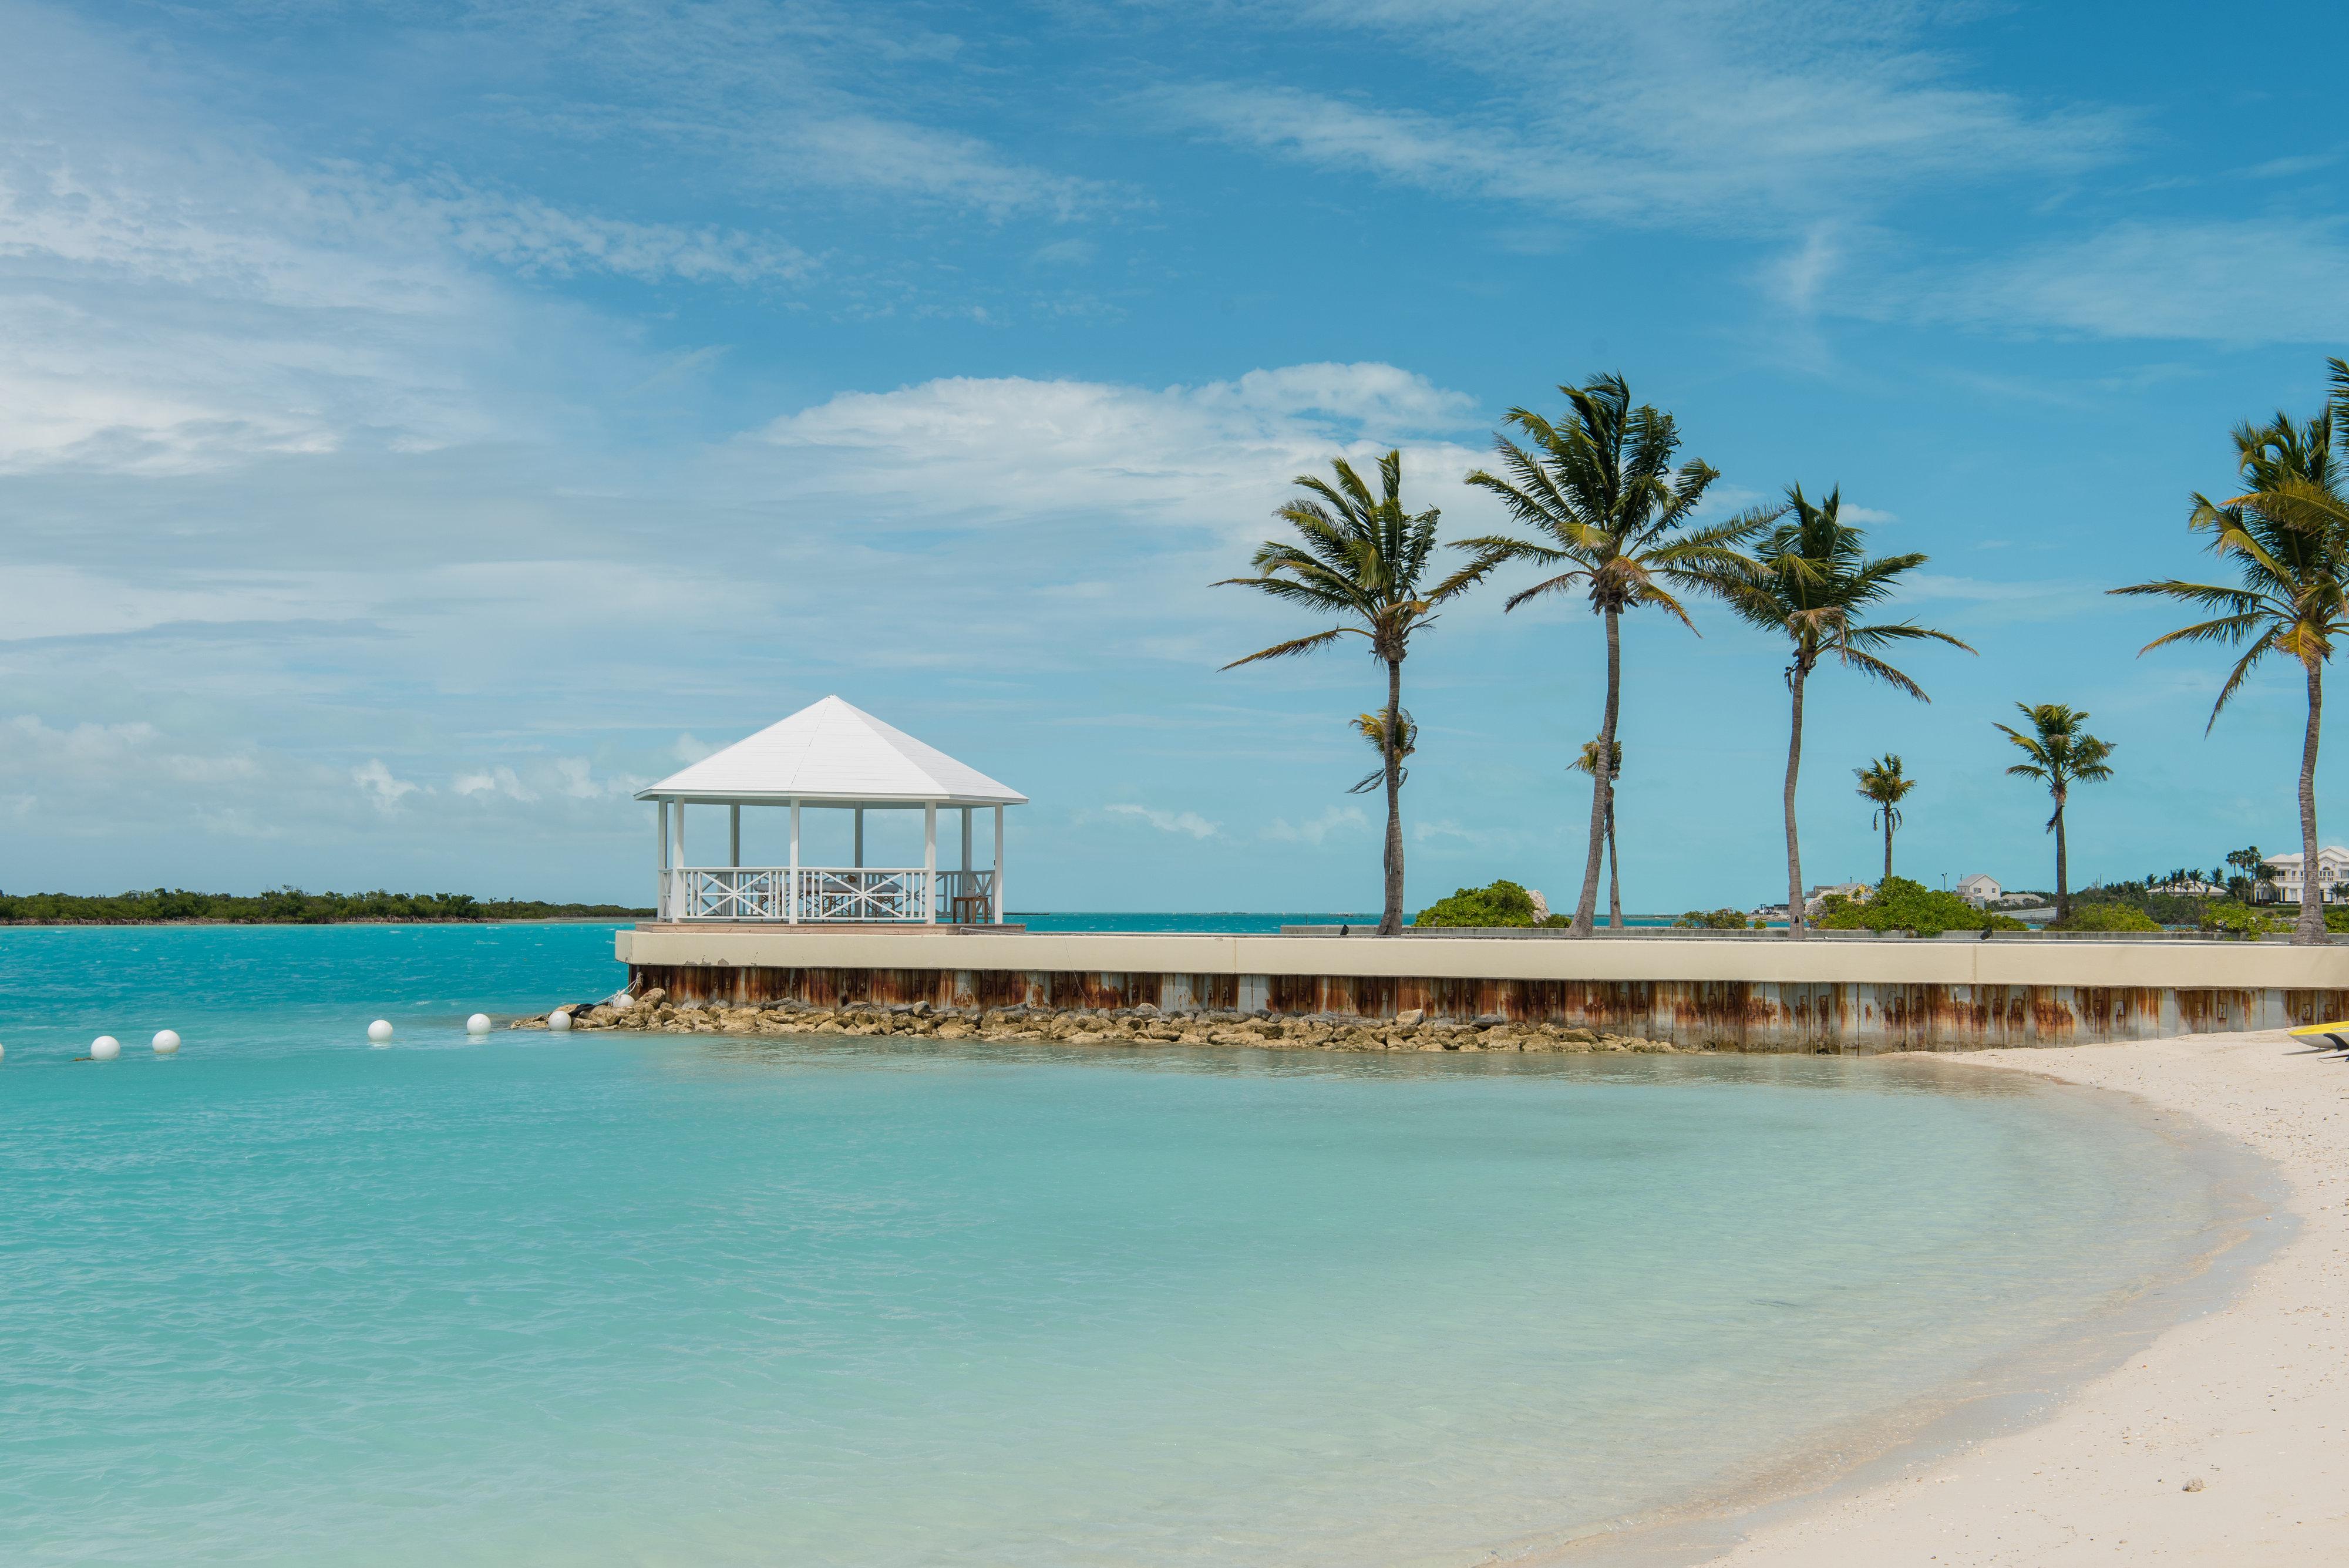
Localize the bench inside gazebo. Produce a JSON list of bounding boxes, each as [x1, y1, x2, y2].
[[636, 696, 1026, 925]]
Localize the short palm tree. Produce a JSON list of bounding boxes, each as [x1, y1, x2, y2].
[[1569, 739, 1624, 927], [1995, 704, 2114, 923], [1457, 373, 1771, 936], [1713, 486, 1972, 939], [1853, 753, 1915, 883], [1347, 708, 1415, 795], [2111, 378, 2349, 945], [1217, 451, 1473, 935]]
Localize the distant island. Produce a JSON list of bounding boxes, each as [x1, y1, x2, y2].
[[0, 888, 652, 924]]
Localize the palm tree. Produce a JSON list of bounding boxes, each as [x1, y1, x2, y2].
[[2111, 380, 2349, 945], [1713, 486, 1973, 940], [1995, 704, 2115, 923], [1217, 451, 1472, 935], [1456, 373, 1770, 936], [1347, 708, 1415, 795], [1569, 739, 1624, 927], [1853, 753, 1915, 883]]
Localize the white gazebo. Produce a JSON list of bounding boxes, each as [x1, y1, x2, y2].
[[636, 696, 1027, 924]]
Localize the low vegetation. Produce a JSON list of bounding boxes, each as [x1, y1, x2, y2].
[[2047, 903, 2162, 933], [1414, 880, 1567, 928], [0, 888, 650, 924], [1812, 877, 2027, 937], [1674, 908, 1757, 930]]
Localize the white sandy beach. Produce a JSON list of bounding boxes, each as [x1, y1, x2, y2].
[[1703, 1029, 2348, 1566]]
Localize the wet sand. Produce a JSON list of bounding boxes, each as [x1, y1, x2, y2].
[[1702, 1029, 2348, 1566]]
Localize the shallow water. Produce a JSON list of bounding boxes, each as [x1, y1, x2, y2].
[[0, 926, 2239, 1566]]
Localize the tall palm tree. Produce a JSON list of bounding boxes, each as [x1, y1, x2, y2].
[[1456, 373, 1770, 936], [1569, 739, 1624, 927], [1853, 753, 1915, 883], [1217, 451, 1472, 935], [1714, 486, 1972, 940], [1995, 704, 2115, 923], [2111, 380, 2349, 945]]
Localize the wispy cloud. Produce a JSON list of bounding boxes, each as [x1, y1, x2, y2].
[[1148, 3, 2129, 232], [1263, 805, 1369, 844], [1907, 218, 2349, 344], [1106, 803, 1221, 839]]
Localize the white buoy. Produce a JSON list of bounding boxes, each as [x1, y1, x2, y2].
[[0, 1041, 8, 1063], [466, 1013, 492, 1035], [152, 1029, 181, 1055], [91, 1035, 122, 1061], [548, 1010, 573, 1032], [367, 1019, 394, 1044]]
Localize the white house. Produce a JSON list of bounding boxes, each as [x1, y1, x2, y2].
[[2149, 876, 2225, 897], [2260, 846, 2349, 903], [1956, 873, 2001, 907]]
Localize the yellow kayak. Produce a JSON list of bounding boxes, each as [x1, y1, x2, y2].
[[2288, 1021, 2349, 1047]]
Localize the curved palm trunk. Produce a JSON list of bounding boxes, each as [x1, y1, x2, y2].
[[1606, 793, 1621, 928], [1783, 663, 1807, 940], [1572, 608, 1621, 937], [1379, 657, 1405, 936], [2052, 789, 2069, 923], [2297, 659, 2324, 945]]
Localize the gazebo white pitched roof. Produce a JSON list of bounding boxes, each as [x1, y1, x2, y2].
[[636, 696, 1026, 807]]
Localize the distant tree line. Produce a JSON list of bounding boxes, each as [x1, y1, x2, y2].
[[0, 887, 651, 924]]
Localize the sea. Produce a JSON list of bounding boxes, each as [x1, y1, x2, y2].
[[0, 921, 2259, 1566]]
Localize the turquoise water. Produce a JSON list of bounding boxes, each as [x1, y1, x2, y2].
[[0, 926, 2240, 1566]]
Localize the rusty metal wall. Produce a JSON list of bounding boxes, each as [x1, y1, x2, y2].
[[626, 962, 2349, 1052]]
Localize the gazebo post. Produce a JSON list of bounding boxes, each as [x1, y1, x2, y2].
[[789, 799, 801, 924], [656, 799, 669, 919], [853, 808, 864, 869], [960, 807, 973, 918], [993, 804, 1005, 923], [924, 803, 937, 924], [728, 805, 740, 869]]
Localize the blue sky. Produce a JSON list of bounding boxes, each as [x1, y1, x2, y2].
[[5, 0, 2347, 910]]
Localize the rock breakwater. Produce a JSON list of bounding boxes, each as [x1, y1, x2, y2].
[[514, 989, 1699, 1054]]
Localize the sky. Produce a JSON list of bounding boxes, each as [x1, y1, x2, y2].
[[5, 0, 2348, 912]]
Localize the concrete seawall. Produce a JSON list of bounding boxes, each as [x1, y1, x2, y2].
[[616, 925, 2349, 1053]]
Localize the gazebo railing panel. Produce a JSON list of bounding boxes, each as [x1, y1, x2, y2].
[[802, 868, 928, 924], [668, 866, 935, 923], [934, 869, 997, 923]]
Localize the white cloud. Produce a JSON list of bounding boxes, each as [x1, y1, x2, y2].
[[353, 759, 421, 809], [755, 362, 1485, 533], [672, 733, 720, 764], [1149, 4, 2128, 232], [1839, 506, 1900, 525], [453, 766, 537, 802], [1263, 804, 1370, 844], [1913, 219, 2349, 344], [1106, 803, 1221, 839]]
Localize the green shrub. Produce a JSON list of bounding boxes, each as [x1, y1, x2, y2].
[[2050, 903, 2162, 933], [1674, 907, 1753, 930], [1415, 880, 1539, 928], [2327, 906, 2349, 934], [1812, 876, 2027, 937], [2199, 901, 2284, 938]]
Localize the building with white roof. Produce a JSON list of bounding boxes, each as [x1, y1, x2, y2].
[[2260, 846, 2349, 904], [1956, 873, 2000, 907], [635, 696, 1027, 924]]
